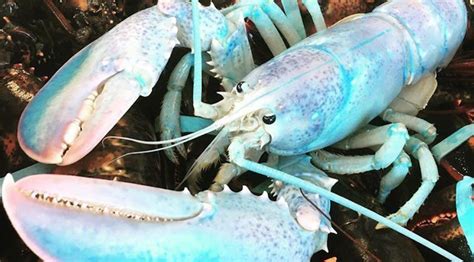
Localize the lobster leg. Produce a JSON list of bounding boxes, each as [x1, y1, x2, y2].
[[312, 124, 413, 205], [225, 3, 295, 55], [301, 0, 327, 32], [377, 151, 411, 203], [432, 124, 474, 162], [381, 137, 439, 227], [311, 124, 438, 225], [381, 73, 439, 144], [456, 176, 474, 253], [280, 0, 306, 38], [382, 108, 437, 144], [312, 123, 409, 173], [159, 54, 193, 163]]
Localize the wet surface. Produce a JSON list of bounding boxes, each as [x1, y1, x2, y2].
[[0, 0, 473, 261]]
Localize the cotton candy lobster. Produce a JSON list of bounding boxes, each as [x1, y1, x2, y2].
[[145, 0, 471, 258], [4, 0, 474, 260], [160, 0, 468, 227]]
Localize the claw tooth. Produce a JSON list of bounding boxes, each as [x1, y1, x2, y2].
[[241, 186, 251, 194], [64, 120, 82, 145], [209, 1, 216, 9], [182, 188, 191, 195], [211, 40, 223, 52], [78, 103, 94, 121], [52, 197, 59, 204], [206, 60, 215, 66], [322, 242, 329, 252], [320, 224, 332, 233], [210, 68, 218, 74], [222, 184, 231, 193], [84, 98, 95, 107], [270, 187, 278, 196]]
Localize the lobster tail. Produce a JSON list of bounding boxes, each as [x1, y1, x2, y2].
[[374, 0, 467, 83]]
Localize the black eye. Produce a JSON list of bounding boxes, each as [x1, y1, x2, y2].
[[236, 81, 245, 93], [262, 114, 276, 125]]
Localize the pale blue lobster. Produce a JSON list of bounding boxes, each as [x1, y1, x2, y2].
[[4, 0, 474, 260]]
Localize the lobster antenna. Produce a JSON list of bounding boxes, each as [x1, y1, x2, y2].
[[103, 121, 222, 146]]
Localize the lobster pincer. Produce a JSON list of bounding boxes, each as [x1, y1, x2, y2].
[[17, 6, 177, 165], [1, 169, 336, 261]]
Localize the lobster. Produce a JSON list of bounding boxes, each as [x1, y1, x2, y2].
[[2, 156, 337, 261], [3, 0, 474, 260]]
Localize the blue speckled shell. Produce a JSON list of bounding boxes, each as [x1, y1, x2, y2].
[[236, 0, 466, 155]]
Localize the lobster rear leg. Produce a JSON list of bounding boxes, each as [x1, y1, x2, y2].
[[432, 124, 474, 162], [379, 136, 439, 227], [280, 0, 305, 38], [377, 151, 411, 203], [311, 124, 412, 204], [312, 123, 409, 173], [278, 0, 326, 38], [382, 108, 437, 144], [310, 124, 439, 226]]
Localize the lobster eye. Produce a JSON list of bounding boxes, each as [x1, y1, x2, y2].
[[262, 114, 276, 125], [235, 81, 248, 93]]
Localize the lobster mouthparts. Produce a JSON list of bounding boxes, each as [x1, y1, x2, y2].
[[2, 174, 328, 261]]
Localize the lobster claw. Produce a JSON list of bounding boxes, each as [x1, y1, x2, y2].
[[2, 174, 330, 261], [18, 7, 178, 165]]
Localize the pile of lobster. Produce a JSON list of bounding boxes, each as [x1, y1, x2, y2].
[[0, 0, 473, 260]]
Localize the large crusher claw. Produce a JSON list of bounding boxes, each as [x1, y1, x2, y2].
[[2, 174, 331, 261]]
